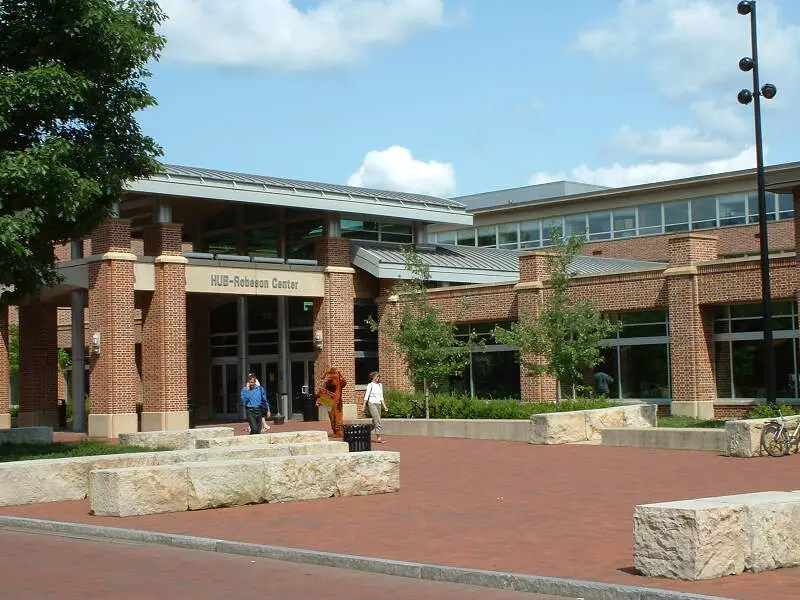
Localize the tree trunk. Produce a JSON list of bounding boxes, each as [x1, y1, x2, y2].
[[556, 380, 562, 412], [424, 379, 430, 419]]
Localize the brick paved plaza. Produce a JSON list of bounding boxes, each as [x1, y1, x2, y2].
[[4, 425, 800, 599]]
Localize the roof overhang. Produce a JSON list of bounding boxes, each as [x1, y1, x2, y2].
[[127, 176, 472, 227], [352, 246, 518, 284], [765, 164, 800, 194]]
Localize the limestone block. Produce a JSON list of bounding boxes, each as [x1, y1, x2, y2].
[[263, 455, 341, 503], [634, 499, 747, 580], [335, 451, 401, 497], [584, 408, 624, 441], [288, 441, 349, 456], [186, 460, 266, 510], [0, 426, 53, 445], [118, 427, 235, 450], [725, 417, 800, 458], [622, 404, 657, 428], [195, 430, 329, 448], [530, 411, 586, 444], [90, 465, 189, 517]]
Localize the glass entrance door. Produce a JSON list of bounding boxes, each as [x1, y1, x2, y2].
[[290, 356, 315, 416], [210, 361, 240, 418], [248, 359, 279, 409]]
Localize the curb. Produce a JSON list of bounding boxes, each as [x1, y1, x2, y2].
[[0, 516, 732, 600]]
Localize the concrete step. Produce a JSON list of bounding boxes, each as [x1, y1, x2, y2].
[[601, 427, 725, 452]]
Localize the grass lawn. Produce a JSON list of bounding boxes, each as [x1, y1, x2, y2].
[[657, 415, 727, 429], [0, 439, 163, 463]]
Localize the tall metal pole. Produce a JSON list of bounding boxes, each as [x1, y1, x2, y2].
[[746, 1, 777, 406]]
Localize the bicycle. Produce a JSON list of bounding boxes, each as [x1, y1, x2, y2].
[[405, 398, 425, 419], [760, 408, 800, 457]]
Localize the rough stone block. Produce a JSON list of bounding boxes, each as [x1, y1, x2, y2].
[[263, 455, 341, 503], [634, 499, 747, 580], [530, 411, 586, 444], [90, 465, 189, 517], [725, 417, 800, 458], [288, 441, 350, 456], [194, 430, 329, 448], [622, 404, 658, 428], [335, 451, 401, 497], [0, 426, 53, 445], [118, 427, 235, 450], [186, 460, 266, 510], [584, 408, 624, 440]]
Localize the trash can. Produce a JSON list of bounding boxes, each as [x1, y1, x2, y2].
[[300, 393, 319, 422], [57, 401, 67, 429], [342, 423, 372, 452]]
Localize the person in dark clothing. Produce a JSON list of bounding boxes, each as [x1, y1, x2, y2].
[[241, 373, 270, 434]]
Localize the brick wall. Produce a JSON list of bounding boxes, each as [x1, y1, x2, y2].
[[376, 293, 413, 393], [18, 303, 59, 416], [314, 238, 351, 268], [667, 234, 718, 266]]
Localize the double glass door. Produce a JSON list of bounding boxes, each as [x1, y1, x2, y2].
[[211, 361, 241, 418], [248, 359, 279, 407], [290, 356, 315, 415]]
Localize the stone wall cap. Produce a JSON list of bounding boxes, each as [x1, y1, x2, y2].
[[514, 281, 544, 290], [154, 255, 189, 264], [667, 233, 719, 243], [323, 266, 356, 274], [663, 265, 698, 277]]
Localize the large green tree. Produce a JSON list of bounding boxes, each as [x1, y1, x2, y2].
[[370, 250, 474, 418], [0, 0, 166, 304], [494, 233, 620, 409]]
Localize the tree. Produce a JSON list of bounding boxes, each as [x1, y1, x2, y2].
[[0, 0, 166, 304], [493, 233, 620, 409], [369, 250, 474, 418]]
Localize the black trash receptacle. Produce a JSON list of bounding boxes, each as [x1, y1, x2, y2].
[[301, 393, 319, 422], [57, 401, 67, 429], [342, 423, 372, 452]]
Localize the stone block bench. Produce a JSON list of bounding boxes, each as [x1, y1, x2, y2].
[[530, 404, 657, 445], [601, 427, 726, 452], [90, 451, 400, 517], [0, 441, 348, 507], [118, 427, 235, 450], [725, 416, 800, 457], [634, 490, 800, 580], [195, 430, 329, 449], [0, 426, 53, 446]]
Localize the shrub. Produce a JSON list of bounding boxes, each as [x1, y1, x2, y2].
[[384, 390, 619, 420], [747, 403, 800, 420]]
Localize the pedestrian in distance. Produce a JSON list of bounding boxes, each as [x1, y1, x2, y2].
[[241, 372, 270, 434], [362, 371, 388, 443]]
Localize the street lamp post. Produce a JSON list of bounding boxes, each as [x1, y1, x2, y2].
[[736, 0, 778, 406]]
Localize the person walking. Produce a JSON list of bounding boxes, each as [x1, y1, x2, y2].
[[241, 373, 270, 434], [362, 371, 388, 443]]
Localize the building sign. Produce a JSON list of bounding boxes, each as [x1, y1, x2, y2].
[[186, 265, 324, 297]]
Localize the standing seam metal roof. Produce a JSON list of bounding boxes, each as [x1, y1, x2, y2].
[[157, 164, 465, 210]]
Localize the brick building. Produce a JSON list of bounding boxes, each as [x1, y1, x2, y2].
[[1, 161, 799, 436]]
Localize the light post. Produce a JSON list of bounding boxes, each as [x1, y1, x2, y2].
[[736, 0, 778, 406]]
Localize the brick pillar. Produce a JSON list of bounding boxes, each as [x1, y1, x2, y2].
[[376, 282, 413, 394], [665, 234, 718, 419], [87, 219, 138, 437], [18, 303, 59, 426], [0, 306, 9, 428], [313, 237, 356, 419], [140, 224, 188, 431], [516, 251, 557, 402]]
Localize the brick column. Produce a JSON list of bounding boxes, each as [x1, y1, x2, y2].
[[0, 306, 9, 429], [140, 224, 188, 431], [87, 219, 138, 437], [516, 251, 557, 402], [18, 303, 59, 426], [376, 282, 413, 395], [665, 234, 718, 419], [313, 238, 356, 418]]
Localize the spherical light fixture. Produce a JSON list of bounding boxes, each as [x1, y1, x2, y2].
[[761, 83, 777, 100], [737, 1, 753, 16], [739, 56, 754, 72], [737, 89, 753, 105]]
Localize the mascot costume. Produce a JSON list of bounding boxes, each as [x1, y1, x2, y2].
[[316, 367, 346, 438]]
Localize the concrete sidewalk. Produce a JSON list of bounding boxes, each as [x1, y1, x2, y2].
[[9, 428, 800, 599]]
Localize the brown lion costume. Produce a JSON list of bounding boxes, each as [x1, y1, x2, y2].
[[316, 367, 347, 438]]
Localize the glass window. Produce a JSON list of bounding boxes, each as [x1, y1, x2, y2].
[[564, 214, 587, 240], [246, 227, 278, 258], [777, 193, 794, 221], [718, 193, 747, 226], [456, 229, 476, 246], [202, 208, 236, 231], [729, 339, 796, 398], [519, 220, 541, 249], [354, 302, 378, 354], [471, 351, 521, 399], [541, 218, 563, 247], [619, 310, 668, 338], [288, 297, 314, 328], [748, 192, 776, 222], [691, 197, 717, 230], [588, 211, 612, 241], [286, 219, 323, 260], [210, 301, 237, 335], [244, 205, 277, 223], [638, 204, 662, 236], [497, 223, 519, 249], [613, 208, 636, 238], [664, 200, 689, 233], [477, 226, 497, 248], [436, 231, 456, 245], [341, 220, 379, 241], [619, 344, 670, 399], [380, 223, 412, 243], [205, 231, 237, 255], [247, 297, 278, 331]]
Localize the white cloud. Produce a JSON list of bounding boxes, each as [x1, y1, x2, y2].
[[159, 0, 447, 70], [530, 146, 758, 188], [611, 124, 735, 161], [347, 145, 456, 197]]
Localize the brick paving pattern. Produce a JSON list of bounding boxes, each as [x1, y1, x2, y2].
[[9, 426, 800, 599]]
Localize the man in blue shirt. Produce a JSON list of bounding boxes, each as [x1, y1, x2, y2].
[[241, 373, 270, 434]]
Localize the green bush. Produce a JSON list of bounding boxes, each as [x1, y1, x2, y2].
[[9, 405, 19, 418], [657, 415, 727, 429], [65, 394, 91, 423], [746, 403, 800, 419], [384, 389, 619, 420]]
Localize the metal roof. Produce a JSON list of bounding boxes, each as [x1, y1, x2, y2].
[[125, 164, 472, 226], [352, 242, 666, 284]]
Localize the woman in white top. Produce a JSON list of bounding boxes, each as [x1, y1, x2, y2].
[[362, 371, 388, 443]]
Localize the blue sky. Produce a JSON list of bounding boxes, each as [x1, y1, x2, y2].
[[139, 0, 800, 198]]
